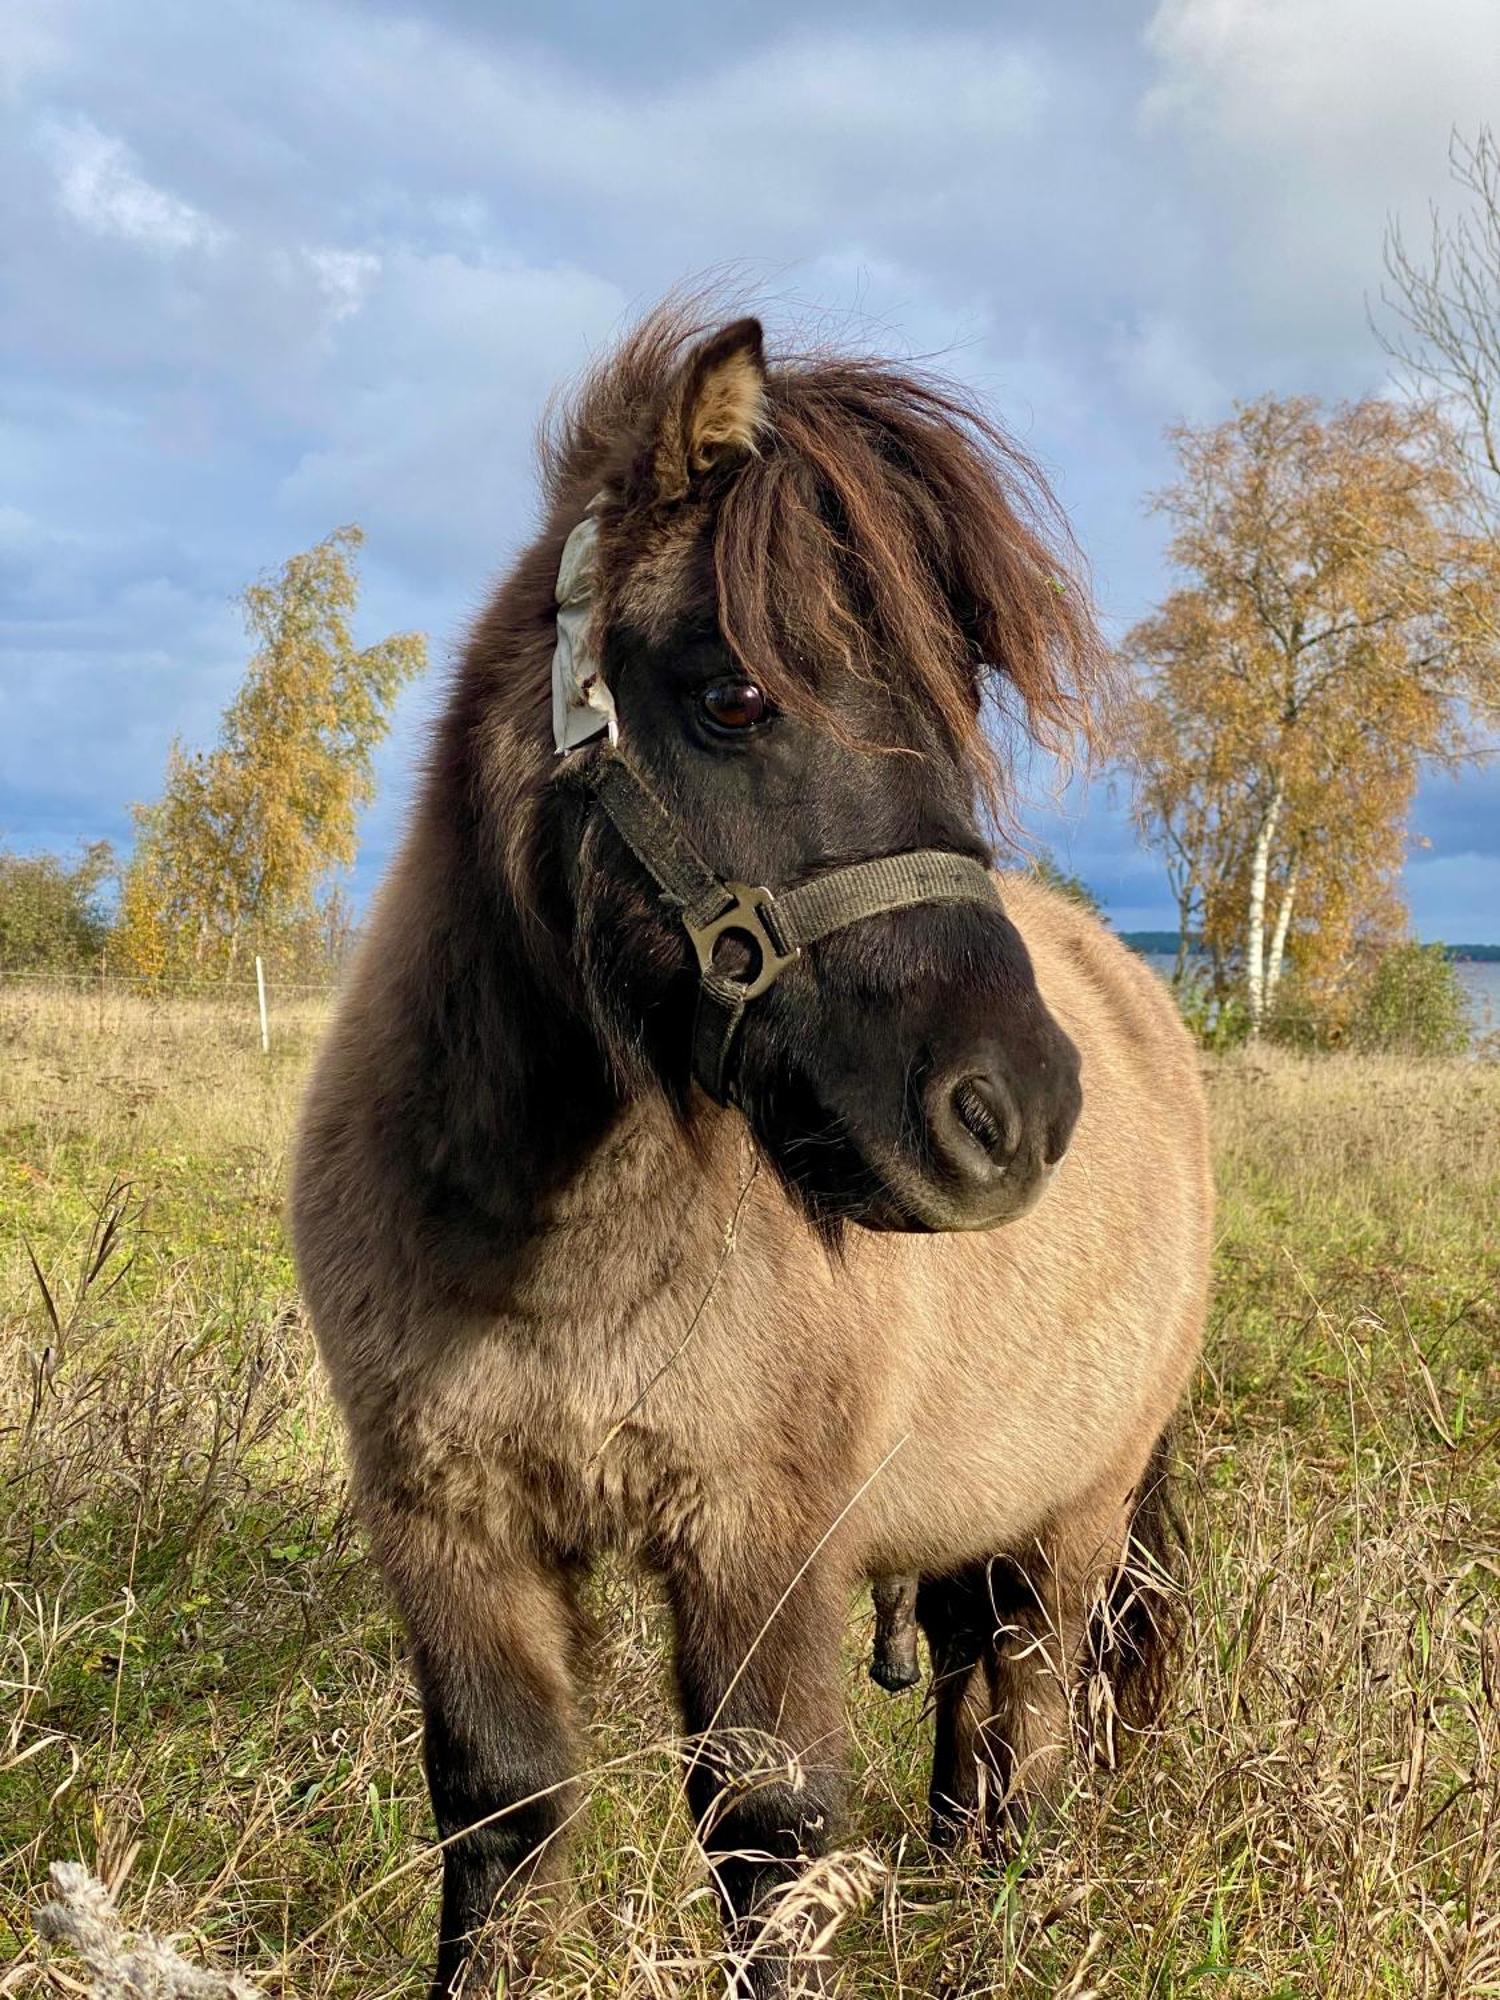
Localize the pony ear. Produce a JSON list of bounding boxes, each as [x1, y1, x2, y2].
[[650, 318, 767, 502]]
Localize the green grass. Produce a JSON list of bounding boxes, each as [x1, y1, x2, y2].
[[3, 987, 1497, 1996]]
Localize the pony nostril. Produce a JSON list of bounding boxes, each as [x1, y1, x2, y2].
[[951, 1076, 1002, 1157], [947, 1072, 1021, 1165]]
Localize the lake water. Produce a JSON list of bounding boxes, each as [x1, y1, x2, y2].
[[1136, 953, 1500, 1039]]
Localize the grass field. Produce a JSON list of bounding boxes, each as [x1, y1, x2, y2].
[[2, 983, 1497, 1997]]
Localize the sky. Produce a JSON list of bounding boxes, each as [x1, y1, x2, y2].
[[3, 0, 1499, 937]]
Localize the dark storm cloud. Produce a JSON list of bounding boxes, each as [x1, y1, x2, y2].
[[2, 0, 1497, 932]]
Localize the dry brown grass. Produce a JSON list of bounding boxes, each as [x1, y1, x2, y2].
[[2, 989, 1497, 1996]]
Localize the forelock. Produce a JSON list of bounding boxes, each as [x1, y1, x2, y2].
[[541, 300, 1112, 816]]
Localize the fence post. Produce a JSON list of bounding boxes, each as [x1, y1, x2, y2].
[[255, 955, 270, 1054]]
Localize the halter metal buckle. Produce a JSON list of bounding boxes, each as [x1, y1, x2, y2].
[[684, 884, 800, 1000]]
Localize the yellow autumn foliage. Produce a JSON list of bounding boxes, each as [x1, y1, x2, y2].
[[115, 527, 425, 981], [1117, 394, 1500, 1027]]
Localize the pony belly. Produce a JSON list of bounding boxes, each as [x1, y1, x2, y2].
[[852, 1400, 1136, 1582]]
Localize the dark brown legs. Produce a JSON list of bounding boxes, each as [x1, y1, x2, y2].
[[376, 1517, 583, 2000], [382, 1494, 851, 1998], [375, 1458, 1175, 1995], [667, 1552, 850, 1998], [918, 1493, 1133, 1852]]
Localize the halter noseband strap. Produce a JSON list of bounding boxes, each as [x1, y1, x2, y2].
[[578, 751, 1001, 1104]]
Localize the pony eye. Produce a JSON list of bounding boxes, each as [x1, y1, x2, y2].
[[700, 681, 769, 732]]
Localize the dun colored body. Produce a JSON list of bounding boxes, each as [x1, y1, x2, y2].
[[292, 304, 1211, 1997]]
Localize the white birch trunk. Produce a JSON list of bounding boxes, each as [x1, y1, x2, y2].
[[1173, 881, 1193, 983], [1245, 779, 1284, 1035], [1265, 851, 1301, 1012]]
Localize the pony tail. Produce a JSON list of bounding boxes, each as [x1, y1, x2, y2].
[[1088, 1427, 1189, 1758]]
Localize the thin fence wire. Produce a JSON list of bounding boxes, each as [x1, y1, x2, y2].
[[0, 968, 340, 999], [0, 966, 1493, 1053]]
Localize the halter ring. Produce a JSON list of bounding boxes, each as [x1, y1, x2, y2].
[[683, 885, 801, 1000]]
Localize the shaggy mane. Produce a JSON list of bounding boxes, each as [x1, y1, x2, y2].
[[540, 301, 1111, 806]]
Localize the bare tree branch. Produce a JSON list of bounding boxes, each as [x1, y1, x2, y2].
[[1379, 127, 1500, 514]]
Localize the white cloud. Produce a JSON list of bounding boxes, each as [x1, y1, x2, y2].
[[119, 13, 1054, 257], [1145, 0, 1498, 161], [305, 246, 381, 325], [47, 115, 226, 254], [1141, 0, 1500, 374], [565, 29, 1049, 232], [277, 251, 628, 577], [1112, 312, 1225, 423]]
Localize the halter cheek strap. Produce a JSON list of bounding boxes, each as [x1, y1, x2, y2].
[[578, 751, 1000, 1104]]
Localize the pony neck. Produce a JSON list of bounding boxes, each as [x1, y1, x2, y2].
[[396, 819, 731, 1305]]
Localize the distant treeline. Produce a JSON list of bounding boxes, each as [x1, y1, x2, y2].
[[1120, 932, 1500, 963]]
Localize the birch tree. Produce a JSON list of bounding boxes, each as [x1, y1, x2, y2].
[[1119, 396, 1500, 1031], [117, 527, 425, 979]]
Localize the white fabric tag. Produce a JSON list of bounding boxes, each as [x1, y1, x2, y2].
[[551, 511, 618, 754]]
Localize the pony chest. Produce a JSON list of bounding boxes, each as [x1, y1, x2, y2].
[[420, 1315, 723, 1551]]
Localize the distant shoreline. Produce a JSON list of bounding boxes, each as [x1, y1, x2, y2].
[[1118, 931, 1500, 963]]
